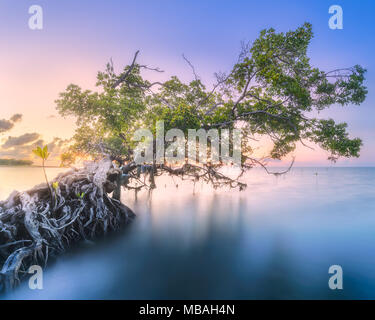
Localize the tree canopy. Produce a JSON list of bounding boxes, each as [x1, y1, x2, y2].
[[56, 23, 367, 189]]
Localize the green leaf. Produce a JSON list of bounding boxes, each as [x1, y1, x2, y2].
[[32, 146, 43, 158], [32, 145, 50, 160], [42, 145, 49, 160]]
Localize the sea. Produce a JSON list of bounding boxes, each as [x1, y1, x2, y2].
[[1, 166, 375, 299]]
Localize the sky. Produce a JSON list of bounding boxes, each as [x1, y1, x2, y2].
[[0, 0, 374, 166]]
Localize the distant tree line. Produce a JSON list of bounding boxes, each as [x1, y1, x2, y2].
[[0, 158, 33, 166]]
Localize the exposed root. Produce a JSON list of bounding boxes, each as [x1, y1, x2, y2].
[[0, 159, 134, 292]]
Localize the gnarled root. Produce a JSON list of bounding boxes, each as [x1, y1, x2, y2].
[[0, 159, 134, 292]]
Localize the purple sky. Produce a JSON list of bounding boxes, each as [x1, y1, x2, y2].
[[0, 0, 374, 166]]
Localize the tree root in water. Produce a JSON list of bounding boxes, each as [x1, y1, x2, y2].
[[0, 159, 134, 292]]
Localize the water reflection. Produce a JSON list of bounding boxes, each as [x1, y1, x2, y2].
[[2, 167, 375, 299]]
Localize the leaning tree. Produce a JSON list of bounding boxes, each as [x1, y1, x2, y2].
[[57, 23, 366, 181], [0, 23, 367, 291]]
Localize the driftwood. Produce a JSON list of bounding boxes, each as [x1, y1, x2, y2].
[[0, 159, 134, 292]]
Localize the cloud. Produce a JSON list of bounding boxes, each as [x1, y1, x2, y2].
[[0, 113, 23, 133], [0, 132, 71, 166], [0, 136, 44, 159], [0, 139, 40, 159], [2, 133, 40, 149], [10, 113, 23, 123], [0, 119, 13, 133], [46, 137, 71, 156]]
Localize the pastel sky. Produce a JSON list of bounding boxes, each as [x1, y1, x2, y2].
[[0, 0, 374, 166]]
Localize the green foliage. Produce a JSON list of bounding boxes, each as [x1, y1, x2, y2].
[[76, 192, 85, 199], [305, 119, 362, 161], [56, 23, 367, 163], [32, 145, 50, 161], [148, 104, 201, 133], [60, 152, 76, 167]]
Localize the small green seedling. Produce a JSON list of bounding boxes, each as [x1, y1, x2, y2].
[[32, 145, 54, 204], [32, 145, 50, 162], [76, 192, 85, 199]]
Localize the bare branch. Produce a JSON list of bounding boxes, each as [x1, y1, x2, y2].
[[112, 50, 140, 88], [182, 54, 200, 81]]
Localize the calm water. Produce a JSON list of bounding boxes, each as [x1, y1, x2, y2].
[[1, 166, 375, 299]]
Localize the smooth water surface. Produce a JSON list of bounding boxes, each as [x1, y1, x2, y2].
[[1, 166, 375, 299]]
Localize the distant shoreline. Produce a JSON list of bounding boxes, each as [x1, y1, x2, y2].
[[1, 165, 375, 169], [0, 165, 68, 168]]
